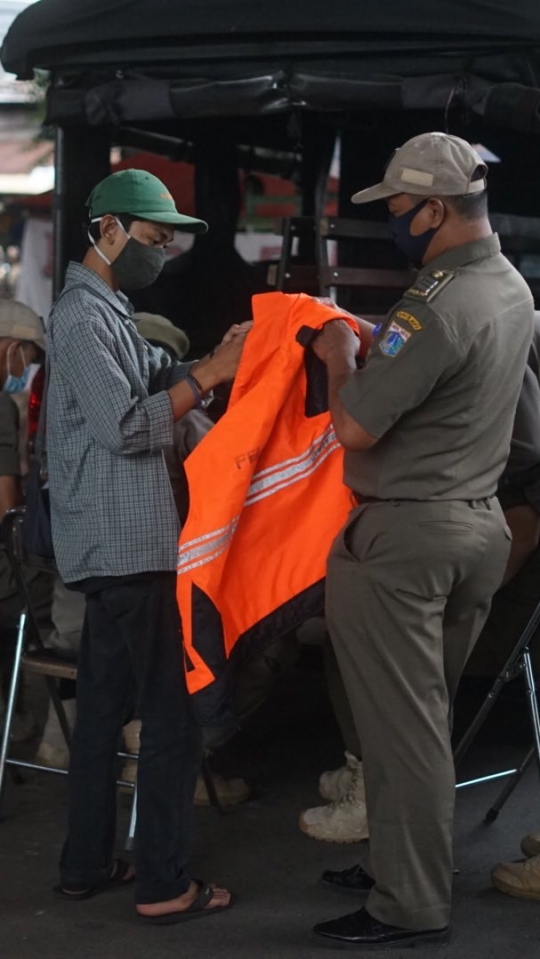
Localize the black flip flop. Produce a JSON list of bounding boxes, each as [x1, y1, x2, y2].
[[138, 881, 235, 925], [53, 858, 134, 900]]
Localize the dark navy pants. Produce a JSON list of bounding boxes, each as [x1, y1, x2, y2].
[[60, 572, 201, 904]]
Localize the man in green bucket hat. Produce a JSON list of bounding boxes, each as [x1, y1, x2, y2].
[[46, 168, 250, 923]]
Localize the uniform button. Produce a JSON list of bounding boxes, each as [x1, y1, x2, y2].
[[431, 270, 444, 279]]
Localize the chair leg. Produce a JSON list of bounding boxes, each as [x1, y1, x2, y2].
[[485, 747, 535, 823], [124, 783, 137, 852], [45, 677, 72, 750], [201, 755, 224, 815], [482, 649, 540, 821], [0, 612, 27, 809], [523, 648, 540, 775]]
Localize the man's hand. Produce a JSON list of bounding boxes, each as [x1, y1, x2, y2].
[[168, 325, 251, 421], [204, 331, 249, 384], [190, 325, 251, 394], [220, 321, 253, 346], [311, 320, 360, 365]]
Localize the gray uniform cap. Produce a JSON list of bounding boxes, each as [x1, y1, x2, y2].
[[351, 132, 488, 204]]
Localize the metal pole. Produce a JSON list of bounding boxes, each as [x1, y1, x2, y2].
[[52, 124, 66, 300], [0, 613, 27, 806]]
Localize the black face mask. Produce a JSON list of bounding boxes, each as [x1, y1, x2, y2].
[[388, 199, 441, 269], [90, 217, 166, 291], [110, 235, 166, 291]]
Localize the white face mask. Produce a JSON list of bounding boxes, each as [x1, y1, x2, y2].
[[3, 343, 31, 394]]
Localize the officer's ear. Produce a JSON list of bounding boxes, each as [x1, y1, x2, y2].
[[424, 197, 446, 229]]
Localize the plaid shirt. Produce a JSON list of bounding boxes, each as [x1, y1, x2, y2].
[[47, 262, 190, 582]]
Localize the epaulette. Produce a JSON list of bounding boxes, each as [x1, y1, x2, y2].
[[404, 269, 456, 302]]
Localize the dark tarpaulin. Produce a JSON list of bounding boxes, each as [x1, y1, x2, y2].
[[3, 0, 540, 78], [1, 2, 540, 134]]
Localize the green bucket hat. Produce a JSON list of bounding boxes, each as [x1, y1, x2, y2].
[[86, 169, 208, 233]]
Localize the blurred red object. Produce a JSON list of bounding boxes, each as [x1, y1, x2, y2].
[[27, 365, 45, 448]]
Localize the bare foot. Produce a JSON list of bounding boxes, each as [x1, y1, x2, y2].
[[136, 881, 231, 917]]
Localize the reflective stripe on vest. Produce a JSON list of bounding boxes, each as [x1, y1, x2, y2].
[[177, 292, 358, 720]]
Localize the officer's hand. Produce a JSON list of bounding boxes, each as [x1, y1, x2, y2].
[[311, 320, 360, 364], [220, 321, 253, 345], [312, 297, 362, 324]]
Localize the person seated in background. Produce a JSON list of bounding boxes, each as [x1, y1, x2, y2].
[[134, 313, 213, 524], [0, 301, 52, 742], [487, 312, 540, 901]]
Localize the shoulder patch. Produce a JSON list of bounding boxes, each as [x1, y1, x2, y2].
[[395, 310, 422, 331], [404, 269, 456, 303], [379, 321, 411, 357]]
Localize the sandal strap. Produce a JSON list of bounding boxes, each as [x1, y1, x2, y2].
[[190, 881, 214, 911]]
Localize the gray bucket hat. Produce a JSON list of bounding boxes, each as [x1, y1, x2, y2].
[[351, 132, 488, 205]]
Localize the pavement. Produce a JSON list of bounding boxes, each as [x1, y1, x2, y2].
[[2, 655, 540, 959]]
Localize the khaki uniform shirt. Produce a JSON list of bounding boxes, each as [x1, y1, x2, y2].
[[0, 393, 21, 478], [340, 235, 534, 500]]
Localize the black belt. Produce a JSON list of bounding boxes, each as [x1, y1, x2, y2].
[[352, 493, 494, 509]]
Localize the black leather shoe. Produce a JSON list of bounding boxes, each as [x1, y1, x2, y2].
[[320, 863, 375, 893], [313, 907, 449, 948]]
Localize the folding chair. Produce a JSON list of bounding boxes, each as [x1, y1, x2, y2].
[[454, 597, 540, 821], [0, 507, 141, 847], [0, 508, 223, 844]]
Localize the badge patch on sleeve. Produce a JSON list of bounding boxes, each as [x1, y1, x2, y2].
[[379, 322, 411, 357], [395, 310, 422, 331]]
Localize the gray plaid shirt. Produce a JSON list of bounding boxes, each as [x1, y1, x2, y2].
[[47, 262, 190, 583]]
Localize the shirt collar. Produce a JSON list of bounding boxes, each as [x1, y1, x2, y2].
[[65, 262, 134, 318], [417, 233, 501, 276]]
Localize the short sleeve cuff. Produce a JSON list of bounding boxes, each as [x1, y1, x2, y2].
[[0, 450, 21, 476], [142, 391, 174, 452], [338, 375, 386, 439]]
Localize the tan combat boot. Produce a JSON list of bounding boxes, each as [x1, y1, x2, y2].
[[194, 772, 250, 807], [35, 699, 77, 769], [121, 720, 250, 805], [299, 754, 369, 843], [318, 751, 359, 803], [492, 854, 540, 900]]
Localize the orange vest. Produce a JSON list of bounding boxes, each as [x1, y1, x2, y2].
[[177, 292, 356, 722]]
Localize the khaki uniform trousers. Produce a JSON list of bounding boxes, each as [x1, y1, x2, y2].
[[326, 498, 511, 930]]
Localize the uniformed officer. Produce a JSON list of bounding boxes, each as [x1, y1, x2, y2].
[[310, 132, 534, 948], [0, 301, 50, 738]]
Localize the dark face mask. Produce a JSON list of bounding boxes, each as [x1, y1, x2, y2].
[[111, 234, 166, 291], [90, 217, 166, 291], [388, 198, 440, 269]]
